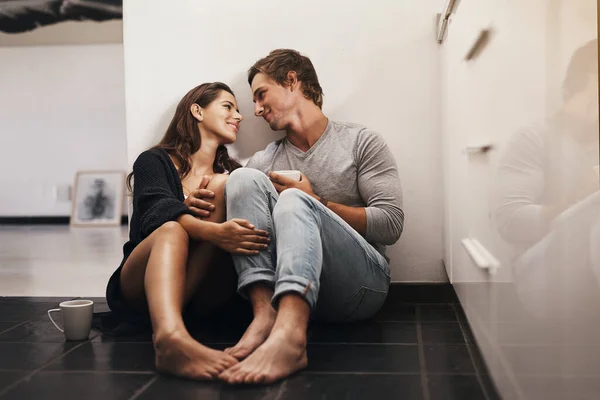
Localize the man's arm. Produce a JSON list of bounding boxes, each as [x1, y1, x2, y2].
[[355, 130, 405, 245], [495, 127, 549, 244], [267, 170, 368, 234], [314, 196, 367, 235], [269, 129, 404, 245]]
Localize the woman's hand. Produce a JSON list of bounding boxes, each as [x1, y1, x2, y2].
[[212, 219, 270, 255]]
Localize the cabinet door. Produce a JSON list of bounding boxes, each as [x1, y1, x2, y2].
[[443, 0, 599, 399]]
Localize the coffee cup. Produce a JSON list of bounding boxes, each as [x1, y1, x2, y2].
[[47, 299, 94, 341], [273, 170, 301, 181]]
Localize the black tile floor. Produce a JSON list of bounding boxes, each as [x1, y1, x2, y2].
[[0, 284, 500, 400]]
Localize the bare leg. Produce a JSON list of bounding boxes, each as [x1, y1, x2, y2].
[[220, 293, 309, 384], [118, 175, 237, 380], [182, 173, 230, 303], [186, 174, 239, 317], [224, 283, 277, 360]]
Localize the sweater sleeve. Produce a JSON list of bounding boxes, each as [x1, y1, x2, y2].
[[495, 128, 547, 245], [356, 130, 405, 245], [132, 151, 193, 238]]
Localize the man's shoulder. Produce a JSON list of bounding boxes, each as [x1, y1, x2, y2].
[[256, 139, 285, 158], [330, 120, 381, 139], [506, 120, 553, 152], [246, 139, 284, 168], [330, 119, 368, 134], [329, 120, 385, 148]]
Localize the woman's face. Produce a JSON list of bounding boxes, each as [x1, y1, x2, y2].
[[195, 90, 243, 144]]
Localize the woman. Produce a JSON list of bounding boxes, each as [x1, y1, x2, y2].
[[105, 82, 270, 380]]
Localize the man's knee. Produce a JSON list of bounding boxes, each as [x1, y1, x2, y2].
[[273, 189, 315, 219], [225, 168, 270, 196]]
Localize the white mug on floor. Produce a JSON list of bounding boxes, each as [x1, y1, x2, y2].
[[273, 170, 301, 181], [47, 299, 94, 341]]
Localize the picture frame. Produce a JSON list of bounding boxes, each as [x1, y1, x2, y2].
[[70, 170, 126, 227]]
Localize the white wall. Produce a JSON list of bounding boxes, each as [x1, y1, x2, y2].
[[122, 0, 446, 282], [0, 44, 128, 216]]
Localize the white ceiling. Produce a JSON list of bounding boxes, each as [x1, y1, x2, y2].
[[0, 20, 122, 47]]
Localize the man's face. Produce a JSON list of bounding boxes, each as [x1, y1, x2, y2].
[[251, 72, 294, 131]]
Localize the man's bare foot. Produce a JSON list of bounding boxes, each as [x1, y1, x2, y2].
[[219, 329, 308, 385], [154, 330, 238, 380], [225, 309, 276, 360]]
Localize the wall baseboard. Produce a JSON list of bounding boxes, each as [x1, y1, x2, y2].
[[0, 216, 128, 225]]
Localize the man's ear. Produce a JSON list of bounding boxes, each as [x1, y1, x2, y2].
[[287, 71, 299, 91], [190, 103, 203, 122]]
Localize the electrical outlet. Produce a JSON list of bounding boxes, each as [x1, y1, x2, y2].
[[54, 184, 72, 202]]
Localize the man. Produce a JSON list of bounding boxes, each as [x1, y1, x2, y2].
[[495, 39, 600, 318], [219, 49, 405, 384]]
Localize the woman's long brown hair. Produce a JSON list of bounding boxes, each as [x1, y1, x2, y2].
[[126, 82, 242, 192]]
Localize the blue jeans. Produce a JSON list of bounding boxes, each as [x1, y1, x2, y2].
[[225, 168, 391, 323]]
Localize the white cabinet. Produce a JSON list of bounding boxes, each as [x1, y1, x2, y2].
[[441, 0, 600, 398]]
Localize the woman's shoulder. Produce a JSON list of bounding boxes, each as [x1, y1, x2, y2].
[[134, 148, 169, 166]]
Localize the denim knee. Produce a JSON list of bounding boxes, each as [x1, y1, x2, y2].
[[225, 168, 271, 198], [273, 188, 316, 220]]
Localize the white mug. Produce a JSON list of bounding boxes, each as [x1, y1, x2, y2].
[[594, 165, 599, 177], [47, 299, 94, 341], [273, 170, 301, 181]]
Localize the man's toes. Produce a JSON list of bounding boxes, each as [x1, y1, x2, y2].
[[233, 370, 249, 385], [221, 367, 240, 384], [218, 369, 233, 381], [255, 372, 269, 384], [230, 373, 243, 385], [244, 372, 257, 384], [199, 372, 212, 380]]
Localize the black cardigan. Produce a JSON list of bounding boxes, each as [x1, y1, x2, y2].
[[123, 148, 193, 260], [106, 148, 193, 313]]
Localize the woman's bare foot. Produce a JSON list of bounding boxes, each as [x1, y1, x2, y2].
[[225, 308, 276, 360], [219, 328, 308, 385], [154, 330, 238, 380]]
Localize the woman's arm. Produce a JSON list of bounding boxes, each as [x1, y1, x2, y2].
[[177, 214, 269, 255], [132, 151, 269, 253]]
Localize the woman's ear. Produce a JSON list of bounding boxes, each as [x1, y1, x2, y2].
[[190, 103, 204, 122]]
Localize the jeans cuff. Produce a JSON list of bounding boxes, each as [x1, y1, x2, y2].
[[272, 276, 318, 310], [237, 268, 276, 299]]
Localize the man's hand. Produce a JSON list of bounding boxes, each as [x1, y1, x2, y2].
[[268, 171, 316, 198], [184, 175, 216, 219]]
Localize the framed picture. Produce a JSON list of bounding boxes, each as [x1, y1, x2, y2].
[[70, 170, 126, 226]]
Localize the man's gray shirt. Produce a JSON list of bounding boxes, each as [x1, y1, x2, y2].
[[246, 119, 405, 260]]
